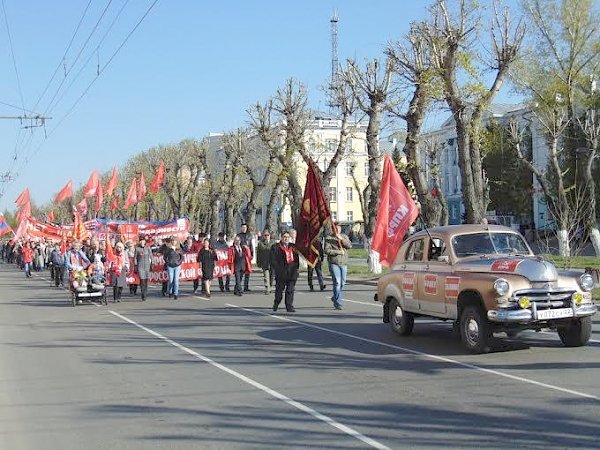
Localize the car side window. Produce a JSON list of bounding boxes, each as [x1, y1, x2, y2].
[[405, 239, 425, 262], [428, 238, 447, 261]]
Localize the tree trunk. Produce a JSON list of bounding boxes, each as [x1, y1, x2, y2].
[[583, 151, 600, 256], [364, 107, 383, 238]]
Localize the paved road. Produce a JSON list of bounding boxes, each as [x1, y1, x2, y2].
[[1, 263, 599, 449]]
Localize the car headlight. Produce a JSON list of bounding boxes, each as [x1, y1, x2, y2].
[[494, 278, 510, 296], [579, 273, 594, 292]]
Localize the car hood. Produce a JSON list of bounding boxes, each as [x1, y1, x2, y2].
[[455, 256, 558, 282]]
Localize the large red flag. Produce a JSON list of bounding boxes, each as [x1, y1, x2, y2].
[[55, 180, 73, 203], [295, 160, 332, 267], [71, 207, 89, 241], [371, 154, 419, 267], [95, 181, 104, 214], [83, 170, 99, 197], [150, 161, 165, 193], [110, 196, 119, 212], [105, 166, 118, 197], [123, 178, 138, 209], [16, 200, 31, 223], [14, 188, 30, 207], [47, 210, 55, 222], [75, 197, 88, 216], [138, 172, 147, 200]]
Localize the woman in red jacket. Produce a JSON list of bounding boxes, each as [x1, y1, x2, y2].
[[21, 241, 34, 278]]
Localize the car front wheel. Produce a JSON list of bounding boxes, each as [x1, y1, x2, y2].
[[388, 298, 414, 336], [557, 317, 592, 347], [459, 305, 491, 354]]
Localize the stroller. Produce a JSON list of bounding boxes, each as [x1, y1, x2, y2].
[[69, 256, 107, 306]]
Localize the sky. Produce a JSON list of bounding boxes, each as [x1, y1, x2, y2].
[[0, 0, 521, 213]]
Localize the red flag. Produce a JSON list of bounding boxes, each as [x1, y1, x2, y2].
[[150, 161, 165, 193], [105, 166, 118, 197], [372, 154, 419, 267], [14, 188, 30, 207], [105, 235, 115, 262], [71, 207, 89, 241], [138, 172, 147, 200], [83, 170, 99, 197], [16, 200, 31, 223], [95, 181, 104, 214], [75, 197, 88, 216], [47, 210, 55, 222], [295, 160, 332, 267], [124, 178, 137, 209], [55, 180, 73, 203], [110, 196, 119, 212]]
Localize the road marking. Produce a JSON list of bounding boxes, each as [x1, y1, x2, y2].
[[227, 303, 600, 402], [108, 310, 392, 450]]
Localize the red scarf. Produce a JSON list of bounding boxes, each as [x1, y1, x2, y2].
[[279, 243, 294, 264]]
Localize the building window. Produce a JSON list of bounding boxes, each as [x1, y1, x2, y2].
[[346, 162, 354, 177], [347, 211, 353, 222], [364, 161, 369, 177], [331, 211, 337, 221], [326, 139, 337, 152], [328, 187, 337, 202], [346, 187, 353, 202]]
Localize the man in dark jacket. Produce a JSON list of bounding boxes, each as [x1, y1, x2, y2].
[[214, 232, 231, 292], [135, 236, 153, 301], [256, 230, 274, 295], [49, 243, 65, 287], [271, 231, 299, 312]]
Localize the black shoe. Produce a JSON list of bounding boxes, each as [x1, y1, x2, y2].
[[174, 295, 178, 300], [225, 288, 231, 292], [334, 303, 342, 310], [220, 288, 225, 292], [169, 293, 173, 298], [286, 307, 296, 313], [320, 284, 327, 291], [141, 295, 146, 301], [272, 302, 279, 311], [309, 286, 314, 291], [243, 288, 250, 292]]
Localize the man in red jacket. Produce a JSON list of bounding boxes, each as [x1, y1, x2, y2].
[[21, 241, 34, 278], [228, 235, 252, 296]]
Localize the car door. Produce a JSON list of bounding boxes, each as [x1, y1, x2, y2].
[[417, 236, 450, 315], [400, 238, 425, 311]]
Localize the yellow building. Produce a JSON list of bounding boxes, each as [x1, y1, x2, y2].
[[280, 117, 370, 234]]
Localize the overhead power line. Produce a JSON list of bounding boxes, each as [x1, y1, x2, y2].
[[1, 0, 26, 114]]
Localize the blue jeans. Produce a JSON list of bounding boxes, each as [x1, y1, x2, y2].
[[328, 262, 347, 306], [23, 262, 32, 277], [167, 266, 181, 296]]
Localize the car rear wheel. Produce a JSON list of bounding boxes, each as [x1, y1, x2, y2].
[[388, 298, 414, 336], [459, 305, 491, 354], [557, 317, 592, 347]]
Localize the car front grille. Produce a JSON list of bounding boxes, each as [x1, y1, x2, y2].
[[512, 288, 575, 310]]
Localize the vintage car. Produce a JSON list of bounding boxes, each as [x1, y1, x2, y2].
[[375, 224, 597, 353]]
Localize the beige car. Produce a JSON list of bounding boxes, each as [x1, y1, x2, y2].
[[375, 224, 597, 353]]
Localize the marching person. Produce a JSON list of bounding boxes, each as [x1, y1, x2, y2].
[[135, 236, 153, 301], [256, 229, 274, 295], [65, 240, 90, 274], [157, 238, 170, 297], [126, 241, 138, 296], [49, 242, 66, 287], [271, 230, 299, 312], [237, 223, 253, 291], [107, 241, 129, 302], [228, 234, 252, 296], [324, 223, 352, 310], [215, 232, 231, 292], [307, 237, 326, 292], [163, 238, 182, 300], [21, 241, 34, 278], [198, 238, 217, 298]]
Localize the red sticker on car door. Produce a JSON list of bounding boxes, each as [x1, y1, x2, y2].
[[424, 274, 437, 295], [445, 276, 460, 300]]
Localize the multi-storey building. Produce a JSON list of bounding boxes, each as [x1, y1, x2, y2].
[[420, 104, 550, 230]]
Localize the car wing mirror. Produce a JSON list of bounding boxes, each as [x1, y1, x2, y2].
[[437, 255, 449, 264]]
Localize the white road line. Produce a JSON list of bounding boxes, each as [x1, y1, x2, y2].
[[227, 303, 600, 402], [108, 310, 392, 450]]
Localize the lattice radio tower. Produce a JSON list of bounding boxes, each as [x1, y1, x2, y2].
[[328, 11, 340, 113]]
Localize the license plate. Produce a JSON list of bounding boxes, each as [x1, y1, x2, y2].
[[536, 308, 574, 320]]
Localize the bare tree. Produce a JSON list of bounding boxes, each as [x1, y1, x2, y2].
[[387, 20, 446, 227], [427, 0, 525, 224], [342, 56, 397, 273]]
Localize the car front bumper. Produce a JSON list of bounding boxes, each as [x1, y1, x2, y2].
[[487, 303, 597, 323]]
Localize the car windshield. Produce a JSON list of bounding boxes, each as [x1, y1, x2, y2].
[[452, 232, 530, 257]]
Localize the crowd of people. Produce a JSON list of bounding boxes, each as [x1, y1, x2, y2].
[[0, 222, 353, 312]]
